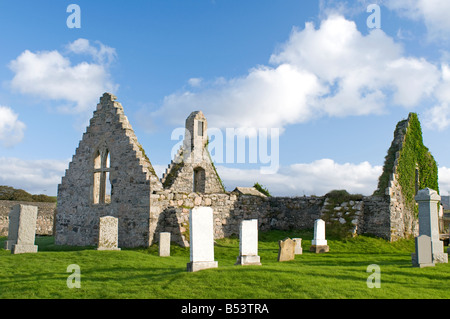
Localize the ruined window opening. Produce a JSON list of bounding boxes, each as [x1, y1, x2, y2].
[[193, 167, 206, 193], [198, 121, 203, 137], [93, 149, 112, 204]]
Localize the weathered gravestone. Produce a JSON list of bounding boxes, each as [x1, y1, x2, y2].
[[235, 219, 261, 266], [6, 204, 38, 254], [278, 238, 295, 262], [310, 219, 329, 253], [293, 238, 303, 255], [412, 235, 435, 268], [414, 188, 448, 264], [97, 216, 121, 251], [187, 207, 218, 272], [159, 232, 171, 257]]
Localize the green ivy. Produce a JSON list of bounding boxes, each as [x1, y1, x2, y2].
[[396, 113, 439, 216], [374, 113, 439, 216]]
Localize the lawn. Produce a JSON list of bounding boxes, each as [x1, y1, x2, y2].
[[0, 230, 449, 299]]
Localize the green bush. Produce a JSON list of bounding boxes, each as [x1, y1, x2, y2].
[[0, 185, 56, 203], [253, 182, 271, 197]]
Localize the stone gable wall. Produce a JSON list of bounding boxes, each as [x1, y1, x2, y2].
[[55, 93, 160, 248]]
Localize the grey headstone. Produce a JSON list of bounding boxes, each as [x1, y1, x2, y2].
[[9, 204, 38, 254], [412, 235, 435, 268], [415, 188, 448, 263]]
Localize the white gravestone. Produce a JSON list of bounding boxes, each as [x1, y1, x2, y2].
[[187, 207, 218, 272], [293, 238, 303, 255], [7, 204, 38, 254], [415, 188, 448, 264], [159, 232, 171, 257], [235, 219, 261, 266], [97, 216, 121, 251], [310, 219, 329, 253]]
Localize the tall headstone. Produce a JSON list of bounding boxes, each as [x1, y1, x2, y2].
[[415, 188, 448, 263], [235, 219, 261, 266], [159, 232, 171, 257], [97, 216, 121, 251], [293, 238, 303, 255], [412, 235, 435, 268], [310, 219, 329, 253], [187, 207, 218, 272], [278, 238, 295, 262], [7, 204, 38, 254]]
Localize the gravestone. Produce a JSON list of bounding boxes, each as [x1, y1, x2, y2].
[[310, 219, 329, 253], [7, 204, 38, 254], [97, 216, 121, 251], [235, 219, 261, 266], [412, 235, 435, 268], [159, 232, 171, 257], [278, 238, 295, 262], [293, 238, 303, 255], [187, 207, 218, 272], [415, 188, 448, 264]]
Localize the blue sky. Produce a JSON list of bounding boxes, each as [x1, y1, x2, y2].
[[0, 0, 449, 196]]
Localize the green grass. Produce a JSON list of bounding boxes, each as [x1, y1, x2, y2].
[[0, 231, 449, 299]]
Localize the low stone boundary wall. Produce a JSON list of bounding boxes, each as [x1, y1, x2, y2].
[[0, 200, 56, 236], [150, 191, 394, 246]]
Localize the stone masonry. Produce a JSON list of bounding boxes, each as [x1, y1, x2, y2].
[[55, 93, 162, 248], [53, 93, 435, 248]]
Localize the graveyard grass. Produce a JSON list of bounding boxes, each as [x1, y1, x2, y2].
[[0, 230, 449, 299]]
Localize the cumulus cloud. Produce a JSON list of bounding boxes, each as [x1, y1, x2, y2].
[[151, 15, 441, 131], [423, 63, 450, 130], [0, 157, 69, 195], [0, 106, 26, 147], [215, 159, 383, 196], [385, 0, 450, 40], [8, 39, 118, 114]]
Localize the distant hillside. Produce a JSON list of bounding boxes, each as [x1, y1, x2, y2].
[[0, 185, 57, 203]]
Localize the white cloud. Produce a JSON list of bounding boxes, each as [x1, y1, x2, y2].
[[385, 0, 450, 40], [423, 63, 450, 130], [187, 78, 203, 87], [8, 39, 118, 114], [439, 166, 450, 196], [0, 106, 26, 147], [0, 157, 69, 195], [151, 15, 441, 131], [215, 159, 383, 196]]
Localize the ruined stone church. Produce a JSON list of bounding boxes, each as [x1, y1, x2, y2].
[[55, 93, 440, 248]]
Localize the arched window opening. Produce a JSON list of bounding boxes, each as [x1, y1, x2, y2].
[[193, 167, 206, 193], [93, 148, 112, 204]]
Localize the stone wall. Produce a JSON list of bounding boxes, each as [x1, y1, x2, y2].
[[0, 200, 56, 236], [149, 190, 394, 247]]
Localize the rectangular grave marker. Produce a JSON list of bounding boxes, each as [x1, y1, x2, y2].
[[97, 216, 121, 251], [159, 232, 171, 257], [187, 207, 218, 272], [7, 204, 38, 254], [236, 219, 261, 266]]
